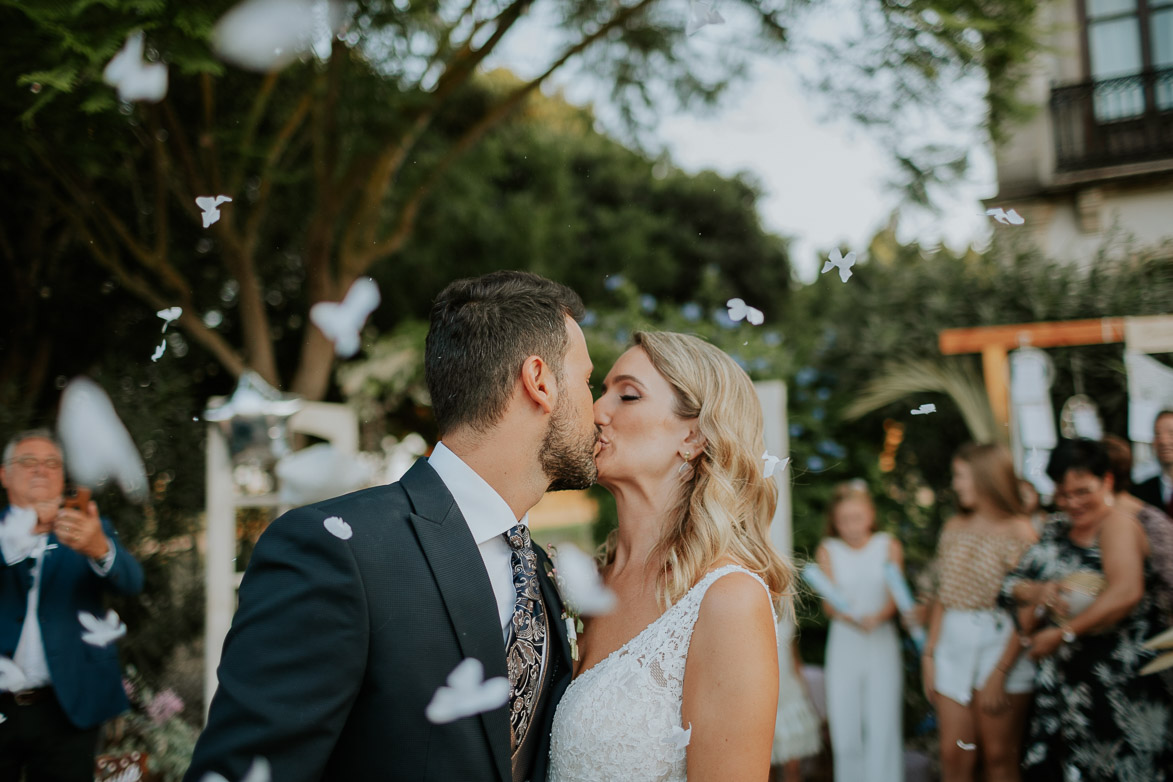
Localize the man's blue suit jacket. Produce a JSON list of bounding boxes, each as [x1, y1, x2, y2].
[[0, 508, 144, 729]]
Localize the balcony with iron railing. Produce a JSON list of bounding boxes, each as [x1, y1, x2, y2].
[[1051, 67, 1173, 172]]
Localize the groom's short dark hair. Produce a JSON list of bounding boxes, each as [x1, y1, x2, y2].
[[426, 270, 585, 436]]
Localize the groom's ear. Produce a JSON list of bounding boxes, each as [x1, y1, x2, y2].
[[519, 354, 556, 415]]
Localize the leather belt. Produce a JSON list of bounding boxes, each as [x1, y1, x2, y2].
[[1, 687, 52, 706]]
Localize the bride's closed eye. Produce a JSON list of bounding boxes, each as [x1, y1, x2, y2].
[[619, 394, 641, 402]]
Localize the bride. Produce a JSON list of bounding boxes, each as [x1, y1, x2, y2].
[[548, 331, 792, 781]]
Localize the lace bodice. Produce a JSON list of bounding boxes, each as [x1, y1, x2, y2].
[[548, 565, 776, 782]]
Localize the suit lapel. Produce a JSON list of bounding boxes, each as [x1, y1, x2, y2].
[[534, 546, 573, 670], [402, 460, 511, 782]]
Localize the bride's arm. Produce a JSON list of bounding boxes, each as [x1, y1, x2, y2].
[[682, 572, 779, 781]]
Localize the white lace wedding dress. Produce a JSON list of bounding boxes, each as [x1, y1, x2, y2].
[[548, 565, 776, 782]]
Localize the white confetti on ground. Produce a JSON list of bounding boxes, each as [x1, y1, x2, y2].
[[102, 31, 168, 103], [310, 277, 381, 357], [822, 249, 857, 283], [552, 543, 617, 616], [762, 450, 790, 479], [986, 207, 1024, 225], [157, 307, 182, 331], [426, 658, 510, 724], [686, 0, 725, 36], [79, 609, 128, 647], [212, 0, 346, 72], [910, 404, 937, 415], [663, 723, 692, 749], [322, 515, 353, 541], [196, 196, 233, 228], [200, 757, 271, 782], [726, 298, 764, 326], [58, 377, 149, 502]]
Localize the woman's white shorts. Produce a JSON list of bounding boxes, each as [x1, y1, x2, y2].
[[933, 609, 1035, 706]]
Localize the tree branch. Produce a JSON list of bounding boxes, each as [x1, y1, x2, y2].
[[243, 91, 313, 256], [229, 70, 281, 196]]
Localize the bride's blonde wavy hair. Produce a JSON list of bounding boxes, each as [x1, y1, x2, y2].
[[600, 331, 793, 610]]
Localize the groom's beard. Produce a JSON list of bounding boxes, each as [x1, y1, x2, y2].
[[541, 393, 598, 492]]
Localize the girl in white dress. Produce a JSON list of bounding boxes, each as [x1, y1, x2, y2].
[[548, 331, 792, 782], [815, 481, 904, 782]]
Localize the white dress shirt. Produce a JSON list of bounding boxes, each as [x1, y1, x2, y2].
[[1161, 473, 1172, 507], [427, 443, 527, 640], [2, 506, 116, 691]]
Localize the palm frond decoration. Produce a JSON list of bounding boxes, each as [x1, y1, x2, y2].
[[842, 358, 1002, 443]]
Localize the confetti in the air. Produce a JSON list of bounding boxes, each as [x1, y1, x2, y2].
[[762, 451, 790, 479], [822, 249, 856, 283], [663, 723, 693, 749], [151, 340, 166, 362], [102, 31, 168, 103], [0, 714, 5, 724], [986, 207, 1024, 225], [686, 0, 725, 35], [212, 0, 347, 72], [157, 307, 182, 331], [200, 757, 271, 782], [323, 515, 353, 541], [79, 609, 128, 647], [310, 277, 381, 358], [957, 740, 977, 751], [58, 377, 149, 502], [196, 196, 233, 228], [425, 658, 510, 725], [726, 298, 764, 326], [0, 657, 28, 692], [910, 404, 937, 416], [551, 543, 617, 616]]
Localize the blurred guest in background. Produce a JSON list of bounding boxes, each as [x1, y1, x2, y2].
[[923, 443, 1036, 782], [0, 429, 144, 782], [1001, 438, 1172, 781], [816, 480, 904, 782], [769, 618, 821, 782], [1132, 409, 1173, 515], [1018, 478, 1048, 537]]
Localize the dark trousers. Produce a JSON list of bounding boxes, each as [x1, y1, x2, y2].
[[0, 691, 99, 782]]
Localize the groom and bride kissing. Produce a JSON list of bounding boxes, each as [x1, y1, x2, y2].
[[184, 270, 792, 782]]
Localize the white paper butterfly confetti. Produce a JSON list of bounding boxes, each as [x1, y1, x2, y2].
[[985, 207, 1024, 225], [196, 196, 233, 228], [310, 277, 381, 358], [199, 757, 271, 782], [151, 340, 166, 362], [663, 723, 692, 749], [762, 450, 790, 478], [102, 31, 168, 103], [425, 658, 510, 724], [726, 298, 764, 326], [0, 657, 28, 692], [213, 0, 347, 72], [58, 377, 149, 502], [910, 404, 937, 415], [322, 515, 353, 541], [157, 307, 182, 332], [551, 543, 617, 616], [79, 609, 127, 647], [686, 1, 725, 35], [822, 249, 856, 283], [0, 714, 5, 724], [957, 740, 977, 751]]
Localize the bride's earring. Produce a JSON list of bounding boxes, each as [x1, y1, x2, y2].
[[677, 451, 692, 477]]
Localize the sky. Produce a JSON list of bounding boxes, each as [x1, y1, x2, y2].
[[489, 2, 1001, 282]]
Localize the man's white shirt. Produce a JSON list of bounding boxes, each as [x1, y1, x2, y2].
[[427, 442, 526, 640]]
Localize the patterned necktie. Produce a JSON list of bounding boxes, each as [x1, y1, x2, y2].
[[504, 523, 547, 752]]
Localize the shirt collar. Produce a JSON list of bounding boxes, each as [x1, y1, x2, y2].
[[427, 442, 527, 545]]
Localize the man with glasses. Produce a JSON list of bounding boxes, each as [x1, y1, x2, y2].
[[0, 429, 143, 782]]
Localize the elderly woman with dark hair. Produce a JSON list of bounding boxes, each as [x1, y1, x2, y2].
[[1000, 438, 1173, 781]]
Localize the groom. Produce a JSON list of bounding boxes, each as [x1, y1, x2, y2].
[[184, 271, 599, 782]]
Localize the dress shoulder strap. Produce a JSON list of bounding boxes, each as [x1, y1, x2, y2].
[[684, 564, 779, 631]]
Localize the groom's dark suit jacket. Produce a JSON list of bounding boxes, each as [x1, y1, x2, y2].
[[184, 459, 573, 782]]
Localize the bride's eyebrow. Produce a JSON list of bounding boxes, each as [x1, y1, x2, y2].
[[605, 374, 645, 391]]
